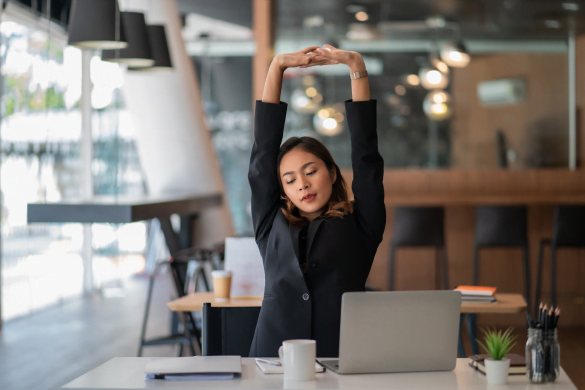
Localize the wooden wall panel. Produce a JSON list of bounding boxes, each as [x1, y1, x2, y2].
[[450, 53, 568, 169]]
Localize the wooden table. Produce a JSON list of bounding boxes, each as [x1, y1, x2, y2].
[[460, 294, 527, 357], [168, 292, 525, 314], [167, 292, 262, 312], [461, 293, 526, 314], [61, 357, 577, 390]]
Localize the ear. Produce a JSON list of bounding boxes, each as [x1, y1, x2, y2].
[[330, 168, 337, 184]]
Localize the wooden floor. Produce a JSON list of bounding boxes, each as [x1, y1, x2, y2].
[[0, 273, 179, 390], [0, 274, 584, 390]]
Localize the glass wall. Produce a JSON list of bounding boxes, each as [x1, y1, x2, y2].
[[1, 11, 147, 321]]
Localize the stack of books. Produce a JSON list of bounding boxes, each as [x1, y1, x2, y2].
[[454, 286, 497, 303]]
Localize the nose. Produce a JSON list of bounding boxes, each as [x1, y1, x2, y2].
[[298, 176, 309, 191]]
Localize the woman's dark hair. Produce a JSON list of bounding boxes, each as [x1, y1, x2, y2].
[[276, 136, 353, 227]]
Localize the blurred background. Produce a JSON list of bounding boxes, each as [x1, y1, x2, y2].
[[0, 0, 584, 389]]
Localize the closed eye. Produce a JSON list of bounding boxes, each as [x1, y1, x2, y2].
[[285, 171, 315, 185]]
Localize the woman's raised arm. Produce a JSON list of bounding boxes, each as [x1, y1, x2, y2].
[[251, 48, 339, 245], [310, 45, 385, 241]]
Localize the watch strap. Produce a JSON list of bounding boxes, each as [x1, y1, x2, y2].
[[350, 70, 368, 80]]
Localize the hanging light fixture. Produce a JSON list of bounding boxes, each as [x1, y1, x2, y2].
[[423, 90, 453, 120], [68, 0, 127, 49], [440, 40, 471, 68], [419, 59, 450, 90], [128, 25, 173, 71], [290, 86, 323, 114], [313, 106, 344, 136], [102, 12, 154, 68]]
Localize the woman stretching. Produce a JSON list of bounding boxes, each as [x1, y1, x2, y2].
[[248, 45, 386, 358]]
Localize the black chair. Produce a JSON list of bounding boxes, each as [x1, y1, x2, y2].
[[388, 206, 449, 291], [473, 205, 531, 311], [463, 206, 530, 356], [202, 303, 261, 356], [535, 205, 585, 313]]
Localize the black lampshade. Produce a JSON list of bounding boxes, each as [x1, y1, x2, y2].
[[129, 25, 173, 71], [68, 0, 127, 49], [102, 12, 154, 68]]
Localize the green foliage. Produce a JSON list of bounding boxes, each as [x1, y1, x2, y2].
[[476, 327, 517, 360]]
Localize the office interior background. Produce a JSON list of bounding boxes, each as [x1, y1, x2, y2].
[[0, 0, 584, 389]]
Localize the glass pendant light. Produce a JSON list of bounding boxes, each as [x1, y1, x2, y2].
[[290, 86, 323, 114], [68, 0, 127, 49], [419, 59, 450, 90], [440, 40, 471, 68], [101, 12, 154, 68], [313, 106, 344, 136], [423, 90, 453, 120]]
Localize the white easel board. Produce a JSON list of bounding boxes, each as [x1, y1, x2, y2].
[[224, 237, 265, 298]]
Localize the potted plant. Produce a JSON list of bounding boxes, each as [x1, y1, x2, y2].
[[477, 327, 517, 385]]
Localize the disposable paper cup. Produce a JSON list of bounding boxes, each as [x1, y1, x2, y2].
[[211, 270, 232, 302]]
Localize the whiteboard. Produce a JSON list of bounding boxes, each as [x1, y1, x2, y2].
[[224, 237, 265, 298]]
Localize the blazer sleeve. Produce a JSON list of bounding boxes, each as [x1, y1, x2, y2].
[[345, 99, 386, 242], [248, 100, 288, 243]]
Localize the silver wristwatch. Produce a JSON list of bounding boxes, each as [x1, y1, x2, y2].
[[350, 70, 368, 80]]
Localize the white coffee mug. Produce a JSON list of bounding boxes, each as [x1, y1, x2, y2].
[[278, 339, 316, 381]]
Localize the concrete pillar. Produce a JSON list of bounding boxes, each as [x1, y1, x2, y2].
[[121, 0, 234, 247]]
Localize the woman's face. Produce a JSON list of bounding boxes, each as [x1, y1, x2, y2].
[[279, 148, 336, 219]]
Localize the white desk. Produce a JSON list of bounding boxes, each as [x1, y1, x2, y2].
[[62, 358, 577, 390]]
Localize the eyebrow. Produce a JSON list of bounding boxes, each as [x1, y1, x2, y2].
[[282, 162, 315, 177]]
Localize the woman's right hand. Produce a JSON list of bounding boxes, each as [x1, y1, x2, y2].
[[274, 46, 339, 71]]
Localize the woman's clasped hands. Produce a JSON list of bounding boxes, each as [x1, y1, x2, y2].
[[275, 44, 361, 71]]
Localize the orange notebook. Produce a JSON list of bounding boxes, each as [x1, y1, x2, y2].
[[454, 286, 496, 297]]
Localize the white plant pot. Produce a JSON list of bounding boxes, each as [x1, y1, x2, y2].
[[484, 357, 510, 385]]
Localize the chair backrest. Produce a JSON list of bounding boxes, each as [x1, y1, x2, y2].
[[552, 205, 585, 247], [202, 303, 261, 357], [474, 206, 527, 247], [392, 206, 445, 246]]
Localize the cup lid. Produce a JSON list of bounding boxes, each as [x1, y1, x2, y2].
[[211, 270, 232, 277]]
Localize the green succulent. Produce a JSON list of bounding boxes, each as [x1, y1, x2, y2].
[[476, 327, 517, 360]]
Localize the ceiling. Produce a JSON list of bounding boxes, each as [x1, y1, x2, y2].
[[277, 0, 585, 39]]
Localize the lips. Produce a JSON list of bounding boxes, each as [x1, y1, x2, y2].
[[302, 193, 316, 202]]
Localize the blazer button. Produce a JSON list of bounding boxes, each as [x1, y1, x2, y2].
[[310, 262, 316, 268], [302, 293, 310, 301]]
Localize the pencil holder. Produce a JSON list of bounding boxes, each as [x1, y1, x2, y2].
[[526, 328, 560, 383]]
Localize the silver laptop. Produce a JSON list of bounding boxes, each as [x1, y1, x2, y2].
[[320, 291, 461, 374]]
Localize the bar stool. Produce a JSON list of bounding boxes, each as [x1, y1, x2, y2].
[[535, 205, 585, 313], [137, 247, 219, 357], [473, 205, 531, 310], [388, 206, 449, 291]]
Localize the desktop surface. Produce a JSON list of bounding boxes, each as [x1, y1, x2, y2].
[[62, 357, 577, 390]]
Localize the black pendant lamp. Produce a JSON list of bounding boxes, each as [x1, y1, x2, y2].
[[129, 25, 173, 71], [68, 0, 127, 49], [102, 12, 154, 68]]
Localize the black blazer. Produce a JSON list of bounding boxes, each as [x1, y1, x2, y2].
[[248, 99, 385, 358]]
